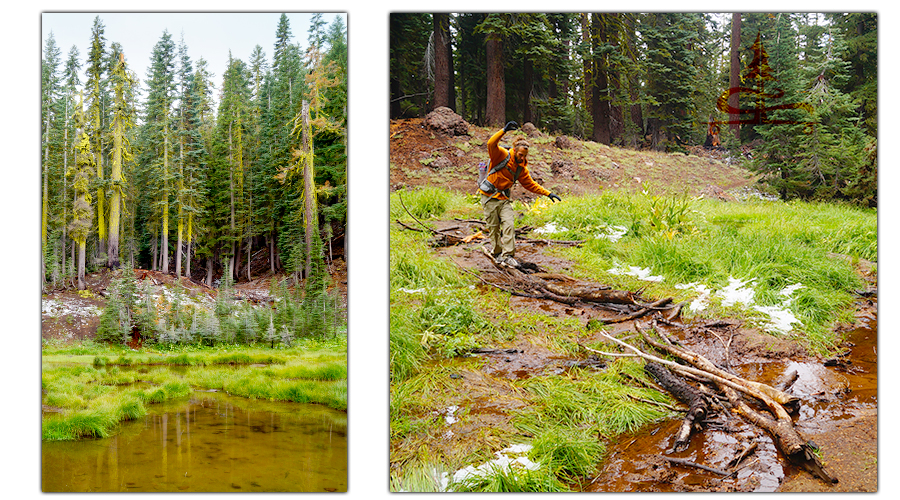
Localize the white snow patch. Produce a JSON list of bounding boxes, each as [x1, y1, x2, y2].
[[41, 299, 101, 318], [596, 225, 629, 242], [717, 277, 756, 307], [533, 221, 568, 235], [675, 282, 712, 312], [714, 277, 805, 334], [608, 265, 664, 282], [444, 405, 459, 425], [451, 444, 539, 485]]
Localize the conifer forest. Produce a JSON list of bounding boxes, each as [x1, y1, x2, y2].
[[40, 13, 348, 296], [390, 13, 876, 205]]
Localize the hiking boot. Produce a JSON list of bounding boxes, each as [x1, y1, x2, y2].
[[499, 256, 519, 268]]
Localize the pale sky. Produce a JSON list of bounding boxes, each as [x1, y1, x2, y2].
[[41, 12, 346, 105]]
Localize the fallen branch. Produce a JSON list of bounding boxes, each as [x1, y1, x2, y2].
[[662, 456, 731, 476], [645, 362, 708, 452], [727, 442, 758, 469]]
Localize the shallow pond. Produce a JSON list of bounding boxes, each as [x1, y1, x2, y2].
[[42, 391, 346, 492]]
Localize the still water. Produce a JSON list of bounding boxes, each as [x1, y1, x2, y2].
[[42, 391, 347, 492]]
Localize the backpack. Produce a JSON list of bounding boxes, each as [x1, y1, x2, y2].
[[477, 152, 521, 198]]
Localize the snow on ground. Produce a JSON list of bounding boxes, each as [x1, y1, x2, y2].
[[675, 282, 712, 312], [713, 277, 803, 334], [608, 265, 664, 282], [533, 222, 628, 242], [41, 297, 101, 319], [450, 444, 540, 486]]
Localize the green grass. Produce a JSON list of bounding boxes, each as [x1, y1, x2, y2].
[[43, 339, 347, 440], [388, 188, 875, 489], [527, 192, 873, 352]]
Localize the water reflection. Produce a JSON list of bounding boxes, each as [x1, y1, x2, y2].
[[43, 392, 346, 492]]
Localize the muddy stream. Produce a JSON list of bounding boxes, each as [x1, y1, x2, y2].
[[42, 384, 347, 492], [586, 304, 877, 492]]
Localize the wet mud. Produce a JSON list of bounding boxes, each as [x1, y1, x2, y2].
[[42, 391, 347, 492], [588, 299, 877, 492]]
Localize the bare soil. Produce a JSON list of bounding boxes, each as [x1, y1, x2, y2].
[[390, 118, 759, 200]]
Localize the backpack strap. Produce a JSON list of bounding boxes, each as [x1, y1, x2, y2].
[[499, 162, 523, 199], [487, 152, 511, 177]]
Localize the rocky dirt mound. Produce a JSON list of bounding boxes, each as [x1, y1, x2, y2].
[[390, 118, 760, 199], [423, 106, 469, 136]]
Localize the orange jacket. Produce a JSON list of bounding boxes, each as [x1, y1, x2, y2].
[[479, 128, 550, 200]]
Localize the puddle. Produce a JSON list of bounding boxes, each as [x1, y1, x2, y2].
[[42, 391, 346, 492], [589, 309, 876, 492]]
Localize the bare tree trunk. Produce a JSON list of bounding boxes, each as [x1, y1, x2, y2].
[[485, 37, 505, 127], [581, 14, 592, 114], [432, 13, 451, 109], [591, 13, 611, 145], [522, 58, 534, 125], [151, 231, 158, 271], [729, 13, 742, 141]]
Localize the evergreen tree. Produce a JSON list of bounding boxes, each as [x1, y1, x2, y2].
[[144, 30, 177, 273], [42, 32, 63, 288], [86, 16, 109, 255], [107, 51, 137, 269]]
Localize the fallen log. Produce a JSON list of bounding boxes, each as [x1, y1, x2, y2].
[[636, 327, 833, 484], [584, 329, 835, 484], [645, 362, 708, 452]]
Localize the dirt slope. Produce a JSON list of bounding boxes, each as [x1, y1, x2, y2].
[[390, 118, 759, 200]]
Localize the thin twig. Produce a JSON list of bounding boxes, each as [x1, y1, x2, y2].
[[662, 457, 731, 476]]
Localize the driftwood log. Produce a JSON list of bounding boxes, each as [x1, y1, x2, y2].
[[584, 326, 835, 485], [644, 362, 708, 452]]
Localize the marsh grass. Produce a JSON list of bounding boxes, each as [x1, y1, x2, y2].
[[531, 193, 872, 351], [43, 340, 347, 440], [451, 466, 568, 492]]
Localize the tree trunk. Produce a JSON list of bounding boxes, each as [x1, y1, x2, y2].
[[269, 232, 276, 274], [161, 121, 169, 274], [108, 54, 125, 270], [644, 362, 708, 452], [729, 13, 742, 141], [42, 109, 50, 289], [522, 58, 534, 125], [77, 241, 86, 290], [151, 231, 158, 271], [607, 13, 623, 145], [591, 14, 611, 145], [302, 100, 316, 279], [432, 13, 451, 109], [447, 19, 457, 112], [581, 14, 592, 114], [485, 37, 505, 127]]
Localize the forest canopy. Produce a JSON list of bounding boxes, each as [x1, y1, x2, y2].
[[390, 12, 876, 205], [41, 13, 348, 291]]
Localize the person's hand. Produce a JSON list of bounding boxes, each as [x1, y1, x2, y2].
[[503, 121, 519, 132], [548, 193, 561, 203]]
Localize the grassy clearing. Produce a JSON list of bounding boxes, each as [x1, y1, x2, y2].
[[389, 186, 875, 490], [521, 191, 873, 352], [42, 338, 347, 441]]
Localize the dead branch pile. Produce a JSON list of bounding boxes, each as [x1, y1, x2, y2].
[[479, 247, 685, 324], [583, 323, 836, 485]]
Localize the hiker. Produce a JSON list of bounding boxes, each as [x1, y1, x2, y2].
[[478, 121, 561, 268]]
